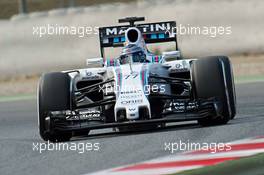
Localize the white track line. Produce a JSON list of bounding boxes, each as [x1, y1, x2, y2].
[[85, 136, 264, 175], [88, 166, 203, 175], [144, 149, 264, 163]]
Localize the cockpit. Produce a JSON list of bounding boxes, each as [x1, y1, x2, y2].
[[120, 50, 148, 64], [119, 45, 148, 64]]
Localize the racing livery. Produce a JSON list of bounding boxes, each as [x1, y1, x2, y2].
[[38, 17, 236, 141]]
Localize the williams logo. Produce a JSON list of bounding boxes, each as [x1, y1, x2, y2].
[[129, 108, 136, 111]]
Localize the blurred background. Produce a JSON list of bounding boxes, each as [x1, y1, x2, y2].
[[0, 0, 263, 97]]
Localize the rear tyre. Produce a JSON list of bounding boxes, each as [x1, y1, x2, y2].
[[191, 56, 235, 126], [38, 72, 72, 142]]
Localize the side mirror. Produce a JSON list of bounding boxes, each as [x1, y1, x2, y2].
[[86, 57, 104, 67], [162, 50, 181, 62]]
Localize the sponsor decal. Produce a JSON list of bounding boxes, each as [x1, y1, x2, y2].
[[120, 90, 142, 94], [128, 108, 136, 112], [104, 22, 173, 36], [83, 71, 101, 79], [86, 71, 93, 76], [120, 94, 143, 99], [169, 61, 189, 73], [140, 63, 149, 95], [172, 101, 199, 111], [66, 110, 101, 120], [121, 99, 143, 105], [114, 67, 122, 97], [124, 72, 139, 79]]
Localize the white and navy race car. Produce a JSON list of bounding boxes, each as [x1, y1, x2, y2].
[[38, 17, 236, 141]]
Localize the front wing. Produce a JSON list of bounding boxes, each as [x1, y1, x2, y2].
[[45, 98, 221, 134]]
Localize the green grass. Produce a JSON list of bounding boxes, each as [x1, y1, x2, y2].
[[235, 75, 264, 84], [0, 94, 35, 102], [171, 153, 264, 175]]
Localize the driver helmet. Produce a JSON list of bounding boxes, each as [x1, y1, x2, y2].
[[120, 44, 147, 64]]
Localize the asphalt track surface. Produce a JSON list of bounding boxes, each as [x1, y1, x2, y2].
[[0, 82, 264, 175]]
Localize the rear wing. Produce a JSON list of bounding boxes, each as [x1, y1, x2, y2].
[[98, 20, 178, 57]]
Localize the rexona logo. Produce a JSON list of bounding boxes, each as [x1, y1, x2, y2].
[[121, 99, 143, 105], [105, 22, 173, 36]]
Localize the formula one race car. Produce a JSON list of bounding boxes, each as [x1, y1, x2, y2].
[[38, 17, 236, 141]]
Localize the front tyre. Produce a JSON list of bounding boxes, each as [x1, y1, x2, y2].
[[191, 56, 236, 126], [219, 56, 236, 119], [38, 72, 72, 142]]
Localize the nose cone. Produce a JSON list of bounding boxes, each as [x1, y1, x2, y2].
[[114, 64, 151, 121]]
